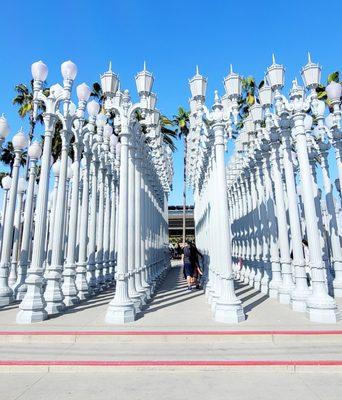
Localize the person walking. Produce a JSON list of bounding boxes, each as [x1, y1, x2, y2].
[[182, 240, 194, 290]]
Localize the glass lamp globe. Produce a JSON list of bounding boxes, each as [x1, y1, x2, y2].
[[0, 114, 10, 139], [135, 62, 154, 95], [266, 56, 285, 89], [250, 102, 263, 123], [96, 114, 107, 128], [28, 141, 42, 159], [151, 110, 160, 126], [258, 85, 273, 107], [50, 84, 64, 98], [110, 134, 118, 147], [87, 100, 100, 117], [31, 60, 48, 81], [189, 67, 207, 98], [12, 129, 28, 150], [76, 83, 91, 102], [18, 177, 27, 193], [101, 63, 119, 95], [103, 124, 113, 139], [301, 55, 321, 89], [61, 60, 78, 80], [1, 175, 12, 190], [304, 114, 313, 131], [52, 160, 61, 177], [148, 92, 157, 110], [326, 81, 342, 101], [223, 67, 242, 98]]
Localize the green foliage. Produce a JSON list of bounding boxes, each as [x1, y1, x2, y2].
[[12, 80, 46, 141], [328, 71, 340, 83], [0, 172, 9, 188], [0, 141, 27, 173], [160, 115, 177, 152], [172, 107, 190, 138]]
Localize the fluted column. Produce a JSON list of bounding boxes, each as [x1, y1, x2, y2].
[[63, 141, 82, 306], [0, 149, 22, 306], [17, 115, 56, 323], [212, 123, 245, 323], [106, 127, 136, 323], [13, 157, 38, 300], [292, 113, 340, 323]]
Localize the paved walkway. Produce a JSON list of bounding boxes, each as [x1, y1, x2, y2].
[[2, 370, 342, 400], [0, 262, 342, 331]]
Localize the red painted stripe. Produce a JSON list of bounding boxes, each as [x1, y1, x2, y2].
[[0, 330, 341, 336], [0, 360, 341, 366]]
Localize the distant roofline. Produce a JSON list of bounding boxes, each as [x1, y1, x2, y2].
[[168, 205, 194, 210]]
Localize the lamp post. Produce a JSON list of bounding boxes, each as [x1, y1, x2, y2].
[[63, 82, 91, 305], [17, 60, 76, 323], [104, 62, 155, 323], [45, 70, 84, 315], [8, 177, 27, 288], [188, 66, 245, 323], [0, 114, 10, 148], [76, 100, 99, 299], [0, 129, 27, 306], [272, 55, 340, 323], [0, 175, 12, 254], [13, 142, 42, 300]]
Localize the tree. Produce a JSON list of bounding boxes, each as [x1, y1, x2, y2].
[[12, 80, 47, 142], [160, 115, 177, 152], [0, 141, 27, 174], [172, 107, 190, 243]]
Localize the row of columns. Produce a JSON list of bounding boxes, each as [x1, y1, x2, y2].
[[0, 60, 173, 324]]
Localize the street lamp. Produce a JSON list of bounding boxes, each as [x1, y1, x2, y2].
[[13, 142, 42, 300], [0, 129, 27, 306], [17, 60, 77, 323], [104, 62, 156, 324]]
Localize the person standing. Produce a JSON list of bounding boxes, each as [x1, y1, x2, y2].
[[182, 241, 194, 290]]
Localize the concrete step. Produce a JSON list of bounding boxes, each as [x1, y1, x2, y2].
[[0, 330, 341, 372], [1, 330, 342, 344]]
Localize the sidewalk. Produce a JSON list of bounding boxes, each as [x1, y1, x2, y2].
[[0, 262, 341, 331]]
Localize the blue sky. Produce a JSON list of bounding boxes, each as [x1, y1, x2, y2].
[[1, 0, 342, 205]]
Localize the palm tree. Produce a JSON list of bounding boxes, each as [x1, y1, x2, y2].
[[160, 115, 177, 152], [173, 107, 190, 243], [12, 80, 47, 142], [0, 141, 27, 174]]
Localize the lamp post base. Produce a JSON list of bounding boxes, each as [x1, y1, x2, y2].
[[306, 293, 341, 323], [105, 304, 135, 324], [16, 309, 48, 324], [214, 303, 245, 324]]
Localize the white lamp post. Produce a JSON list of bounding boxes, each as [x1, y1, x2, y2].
[[104, 63, 155, 323], [17, 60, 76, 323], [0, 175, 12, 254], [62, 82, 91, 306], [8, 177, 27, 288], [13, 142, 42, 300], [0, 114, 10, 148], [0, 129, 27, 306]]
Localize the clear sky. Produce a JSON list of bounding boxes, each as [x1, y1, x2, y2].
[[1, 0, 342, 205]]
